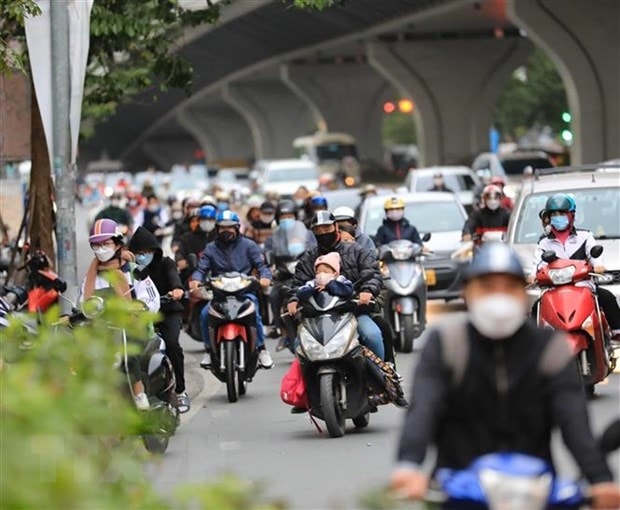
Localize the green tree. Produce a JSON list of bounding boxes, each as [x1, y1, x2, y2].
[[383, 111, 418, 146], [493, 48, 569, 141]]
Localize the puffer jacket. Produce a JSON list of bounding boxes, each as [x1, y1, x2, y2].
[[374, 218, 422, 246], [289, 238, 383, 302]]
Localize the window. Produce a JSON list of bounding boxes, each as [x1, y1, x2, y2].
[[265, 167, 318, 183]]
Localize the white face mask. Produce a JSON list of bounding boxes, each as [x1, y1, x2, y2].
[[260, 214, 275, 224], [387, 210, 405, 222], [200, 220, 215, 232], [486, 198, 500, 210], [315, 272, 335, 287], [93, 246, 116, 263], [468, 293, 527, 339]]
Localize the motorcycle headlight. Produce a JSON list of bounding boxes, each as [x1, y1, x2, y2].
[[479, 469, 552, 510], [298, 322, 357, 361], [391, 245, 414, 260], [379, 260, 390, 278], [548, 266, 576, 285], [211, 276, 251, 292], [581, 316, 595, 338], [81, 296, 104, 319]]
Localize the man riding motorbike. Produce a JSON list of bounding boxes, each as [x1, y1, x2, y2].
[[374, 197, 423, 247], [332, 206, 376, 253], [462, 184, 511, 244], [528, 193, 620, 339], [244, 201, 276, 246], [390, 243, 620, 509], [176, 205, 216, 281], [188, 211, 274, 369]]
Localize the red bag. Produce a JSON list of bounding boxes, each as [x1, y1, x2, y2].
[[280, 358, 308, 409]]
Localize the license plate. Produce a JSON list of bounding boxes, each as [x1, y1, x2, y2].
[[426, 269, 436, 286]]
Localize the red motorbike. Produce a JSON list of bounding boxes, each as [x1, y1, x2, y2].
[[535, 246, 616, 395]]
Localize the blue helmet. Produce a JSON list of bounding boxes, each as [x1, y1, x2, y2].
[[463, 243, 525, 282], [310, 196, 328, 209], [199, 205, 217, 220], [545, 193, 576, 213], [216, 210, 240, 227]]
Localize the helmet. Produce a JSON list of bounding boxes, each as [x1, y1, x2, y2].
[[188, 207, 201, 219], [310, 196, 328, 209], [545, 193, 576, 213], [260, 201, 276, 213], [89, 219, 123, 244], [359, 184, 377, 196], [482, 184, 503, 199], [215, 190, 231, 202], [216, 210, 240, 227], [247, 195, 263, 209], [310, 211, 335, 228], [276, 200, 298, 220], [490, 176, 505, 187], [463, 243, 525, 282], [332, 206, 357, 225], [199, 205, 217, 220], [384, 196, 405, 210], [201, 195, 216, 207]]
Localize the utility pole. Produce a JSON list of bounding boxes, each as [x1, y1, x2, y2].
[[51, 1, 78, 306]]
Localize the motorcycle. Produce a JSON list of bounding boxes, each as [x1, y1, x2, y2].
[[378, 234, 431, 353], [432, 452, 585, 509], [203, 272, 262, 403], [535, 245, 616, 395], [20, 248, 67, 314], [68, 295, 179, 453], [296, 293, 402, 438]]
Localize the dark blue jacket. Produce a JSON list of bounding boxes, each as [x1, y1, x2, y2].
[[374, 218, 422, 246], [191, 235, 272, 281], [296, 275, 354, 301]]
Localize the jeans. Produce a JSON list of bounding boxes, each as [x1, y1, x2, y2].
[[200, 293, 266, 351], [357, 314, 384, 360]]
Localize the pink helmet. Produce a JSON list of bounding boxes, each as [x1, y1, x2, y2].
[[89, 219, 123, 244]]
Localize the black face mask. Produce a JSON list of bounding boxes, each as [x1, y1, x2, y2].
[[338, 224, 356, 237], [217, 231, 236, 244], [315, 231, 338, 250]]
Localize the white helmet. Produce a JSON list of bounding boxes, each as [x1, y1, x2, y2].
[[332, 206, 357, 224]]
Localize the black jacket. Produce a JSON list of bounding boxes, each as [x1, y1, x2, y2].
[[396, 320, 613, 484], [177, 229, 211, 262], [290, 238, 383, 302], [374, 218, 422, 246], [128, 226, 184, 313], [462, 207, 510, 238]]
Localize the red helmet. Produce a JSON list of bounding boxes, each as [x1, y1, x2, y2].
[[482, 184, 503, 200], [490, 176, 505, 187], [89, 219, 123, 245]]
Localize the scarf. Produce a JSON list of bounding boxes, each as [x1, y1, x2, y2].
[[84, 250, 135, 300]]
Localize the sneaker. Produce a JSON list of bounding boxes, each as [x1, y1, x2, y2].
[[258, 349, 274, 369], [175, 391, 191, 414], [290, 406, 306, 414], [267, 327, 281, 339], [133, 392, 150, 411], [394, 395, 409, 408], [200, 352, 212, 369]]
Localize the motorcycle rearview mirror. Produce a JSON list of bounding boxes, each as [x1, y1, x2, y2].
[[422, 232, 431, 242], [188, 253, 198, 270], [590, 245, 604, 258], [541, 250, 558, 263], [81, 296, 105, 319]]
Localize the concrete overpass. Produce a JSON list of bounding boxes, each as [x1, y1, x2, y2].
[[79, 0, 620, 172]]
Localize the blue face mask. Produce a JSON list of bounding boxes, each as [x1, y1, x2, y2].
[[217, 202, 228, 212], [288, 241, 305, 257], [135, 252, 154, 268], [550, 214, 570, 231], [279, 218, 295, 230]]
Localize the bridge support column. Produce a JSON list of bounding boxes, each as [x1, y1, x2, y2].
[[222, 81, 314, 160], [177, 105, 254, 164], [282, 63, 390, 163], [367, 37, 534, 166], [508, 0, 620, 163]]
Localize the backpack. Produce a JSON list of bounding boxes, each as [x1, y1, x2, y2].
[[280, 358, 309, 409]]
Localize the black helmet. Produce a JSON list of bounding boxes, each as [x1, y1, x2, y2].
[[276, 200, 298, 221], [311, 211, 335, 228], [463, 243, 525, 282], [260, 201, 276, 213]]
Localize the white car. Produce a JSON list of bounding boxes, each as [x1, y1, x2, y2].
[[404, 166, 480, 213], [254, 159, 319, 198], [506, 165, 620, 304], [359, 192, 468, 300]]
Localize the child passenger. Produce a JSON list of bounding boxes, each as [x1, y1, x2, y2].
[[296, 252, 353, 301]]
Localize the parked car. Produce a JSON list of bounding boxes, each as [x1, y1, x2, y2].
[[506, 165, 620, 306], [359, 192, 468, 301], [254, 159, 319, 199], [404, 166, 479, 213]]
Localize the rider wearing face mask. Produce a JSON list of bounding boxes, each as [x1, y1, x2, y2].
[[94, 192, 134, 233], [244, 201, 276, 246], [296, 252, 354, 301], [462, 184, 511, 244], [287, 211, 386, 360], [188, 210, 274, 370], [529, 194, 620, 339], [176, 206, 216, 280], [374, 196, 423, 247], [391, 243, 620, 508], [128, 226, 190, 413]]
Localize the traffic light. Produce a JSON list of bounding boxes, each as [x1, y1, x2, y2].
[[561, 111, 572, 143], [383, 101, 396, 114], [383, 99, 415, 114]]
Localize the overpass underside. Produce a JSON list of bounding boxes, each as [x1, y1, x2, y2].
[[80, 0, 620, 172]]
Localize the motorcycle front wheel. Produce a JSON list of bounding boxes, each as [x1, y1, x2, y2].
[[225, 342, 238, 403], [320, 373, 345, 438], [143, 434, 169, 454], [399, 314, 415, 353]]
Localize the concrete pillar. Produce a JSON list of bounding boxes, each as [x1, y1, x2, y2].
[[508, 0, 620, 163], [222, 81, 315, 160], [367, 37, 534, 166], [281, 62, 390, 163], [177, 104, 254, 164]]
